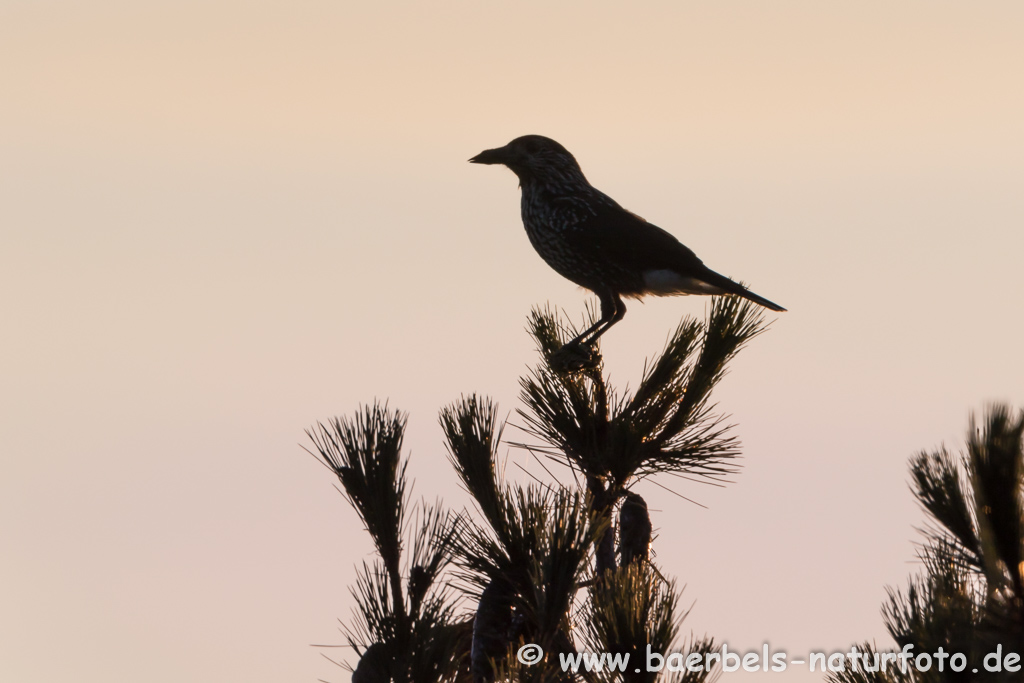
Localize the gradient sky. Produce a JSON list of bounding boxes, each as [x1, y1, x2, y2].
[[2, 2, 1023, 682]]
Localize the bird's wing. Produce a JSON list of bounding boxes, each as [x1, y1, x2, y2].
[[559, 195, 787, 312], [561, 197, 709, 276]]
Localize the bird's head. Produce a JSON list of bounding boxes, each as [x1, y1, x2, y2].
[[470, 135, 586, 186]]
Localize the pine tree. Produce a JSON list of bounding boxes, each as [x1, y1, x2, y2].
[[306, 296, 770, 682], [828, 405, 1024, 683]]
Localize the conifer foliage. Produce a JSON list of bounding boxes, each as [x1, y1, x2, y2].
[[306, 297, 770, 682], [828, 405, 1024, 683]]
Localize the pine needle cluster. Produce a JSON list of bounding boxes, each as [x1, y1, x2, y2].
[[828, 405, 1024, 683], [306, 297, 771, 682]]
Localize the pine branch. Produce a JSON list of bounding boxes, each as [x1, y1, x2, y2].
[[856, 404, 1024, 680], [407, 502, 462, 618], [346, 560, 398, 650], [306, 403, 409, 622], [583, 563, 680, 683], [618, 318, 702, 440], [968, 405, 1024, 602], [309, 299, 775, 682], [452, 485, 601, 682], [519, 297, 765, 491], [909, 447, 982, 567], [518, 313, 610, 477], [882, 541, 982, 662], [660, 636, 717, 683], [441, 395, 509, 540], [308, 405, 472, 683], [659, 295, 765, 440]]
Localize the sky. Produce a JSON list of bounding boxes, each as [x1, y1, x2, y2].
[[2, 1, 1023, 681]]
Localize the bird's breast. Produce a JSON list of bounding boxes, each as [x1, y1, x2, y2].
[[520, 194, 582, 262], [517, 191, 644, 294]]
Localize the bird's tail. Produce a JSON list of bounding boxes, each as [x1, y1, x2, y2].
[[698, 268, 787, 312], [736, 288, 786, 312]]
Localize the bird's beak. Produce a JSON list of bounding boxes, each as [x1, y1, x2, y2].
[[468, 146, 509, 165]]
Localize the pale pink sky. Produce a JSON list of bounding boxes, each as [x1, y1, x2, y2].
[[2, 2, 1023, 682]]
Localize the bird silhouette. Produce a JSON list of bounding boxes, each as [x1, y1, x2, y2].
[[471, 135, 784, 369]]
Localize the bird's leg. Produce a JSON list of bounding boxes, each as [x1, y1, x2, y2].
[[549, 293, 625, 373], [564, 319, 605, 350], [579, 294, 626, 346]]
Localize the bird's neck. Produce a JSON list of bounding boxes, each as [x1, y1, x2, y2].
[[519, 176, 602, 235], [519, 171, 592, 201]]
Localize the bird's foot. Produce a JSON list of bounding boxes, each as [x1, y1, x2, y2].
[[549, 342, 601, 373]]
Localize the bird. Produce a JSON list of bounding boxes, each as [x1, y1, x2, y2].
[[470, 135, 785, 368]]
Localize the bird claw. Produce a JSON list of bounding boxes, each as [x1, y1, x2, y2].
[[549, 342, 601, 373]]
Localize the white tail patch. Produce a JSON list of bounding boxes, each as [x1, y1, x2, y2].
[[642, 269, 725, 296]]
